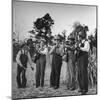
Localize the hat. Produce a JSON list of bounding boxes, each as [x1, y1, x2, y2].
[[21, 43, 29, 50], [66, 40, 70, 45], [78, 30, 86, 39], [54, 35, 60, 40], [84, 26, 89, 32], [68, 35, 75, 41], [40, 38, 46, 43]]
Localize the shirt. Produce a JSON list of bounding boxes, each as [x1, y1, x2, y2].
[[80, 39, 90, 52], [39, 45, 48, 55]]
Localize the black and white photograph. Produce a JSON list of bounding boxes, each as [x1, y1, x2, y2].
[[12, 0, 97, 99]]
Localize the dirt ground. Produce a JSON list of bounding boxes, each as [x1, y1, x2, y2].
[[12, 60, 97, 100]]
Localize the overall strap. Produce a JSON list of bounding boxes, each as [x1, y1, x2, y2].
[[21, 49, 23, 54]]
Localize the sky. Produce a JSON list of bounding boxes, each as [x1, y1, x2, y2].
[[13, 1, 97, 40]]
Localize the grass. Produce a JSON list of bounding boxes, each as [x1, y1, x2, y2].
[[12, 53, 97, 99]]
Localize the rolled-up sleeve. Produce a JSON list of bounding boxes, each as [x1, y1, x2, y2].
[[16, 51, 22, 66]]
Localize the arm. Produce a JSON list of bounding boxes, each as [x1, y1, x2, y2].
[[49, 46, 55, 54], [60, 45, 65, 56], [80, 41, 90, 52], [16, 51, 23, 67], [27, 52, 34, 70]]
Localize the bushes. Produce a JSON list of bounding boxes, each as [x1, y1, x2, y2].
[[88, 48, 97, 87]]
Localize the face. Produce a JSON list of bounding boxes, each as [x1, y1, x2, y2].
[[69, 40, 72, 44], [30, 36, 33, 39], [55, 40, 59, 45], [40, 41, 45, 47], [36, 44, 40, 50], [78, 32, 82, 41], [78, 31, 86, 40], [22, 47, 28, 53], [25, 49, 28, 53]]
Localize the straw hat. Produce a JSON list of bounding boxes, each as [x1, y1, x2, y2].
[[54, 35, 60, 41]]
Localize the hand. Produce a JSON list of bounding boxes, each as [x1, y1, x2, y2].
[[75, 44, 78, 48], [31, 67, 34, 71], [20, 66, 26, 70], [55, 44, 58, 47], [19, 64, 23, 68], [76, 46, 80, 51]]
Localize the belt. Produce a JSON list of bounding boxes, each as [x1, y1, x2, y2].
[[54, 53, 62, 57], [40, 54, 46, 56]]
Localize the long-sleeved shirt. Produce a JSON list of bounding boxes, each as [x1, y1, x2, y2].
[[79, 39, 90, 52], [16, 49, 33, 67]]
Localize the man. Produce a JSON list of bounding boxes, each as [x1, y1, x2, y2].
[[35, 39, 48, 89], [27, 36, 35, 57], [16, 44, 33, 88], [65, 36, 76, 91], [76, 30, 90, 94], [49, 36, 64, 89]]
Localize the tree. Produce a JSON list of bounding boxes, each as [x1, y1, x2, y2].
[[70, 22, 89, 42], [29, 13, 54, 44], [70, 23, 83, 42]]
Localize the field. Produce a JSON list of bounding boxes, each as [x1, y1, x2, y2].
[[12, 54, 97, 99]]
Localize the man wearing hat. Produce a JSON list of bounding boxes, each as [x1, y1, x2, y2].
[[35, 38, 48, 89], [16, 44, 34, 88], [49, 35, 64, 89], [65, 35, 76, 90], [76, 29, 90, 94], [27, 36, 36, 57]]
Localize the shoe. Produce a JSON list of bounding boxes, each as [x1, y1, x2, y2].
[[70, 87, 75, 91], [35, 87, 40, 91], [84, 90, 88, 93], [36, 86, 40, 88], [22, 85, 26, 88], [50, 86, 54, 89], [18, 86, 22, 88], [54, 86, 59, 89], [81, 90, 88, 95], [67, 87, 70, 90], [78, 89, 82, 92], [39, 87, 44, 91], [50, 85, 55, 88], [49, 87, 54, 90]]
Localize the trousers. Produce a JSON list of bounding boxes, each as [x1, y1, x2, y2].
[[77, 52, 88, 92], [35, 55, 46, 87], [16, 65, 27, 88], [50, 53, 62, 88]]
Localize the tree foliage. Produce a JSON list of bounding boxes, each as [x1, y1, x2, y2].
[[29, 13, 54, 44], [69, 22, 89, 42]]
